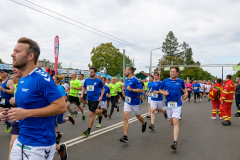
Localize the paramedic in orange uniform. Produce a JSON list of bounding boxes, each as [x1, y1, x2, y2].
[[220, 75, 235, 126], [211, 78, 223, 120]]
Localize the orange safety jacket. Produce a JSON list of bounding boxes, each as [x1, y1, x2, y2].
[[220, 80, 235, 103], [214, 83, 223, 93]]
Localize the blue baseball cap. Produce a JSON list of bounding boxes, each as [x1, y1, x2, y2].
[[62, 80, 65, 82]]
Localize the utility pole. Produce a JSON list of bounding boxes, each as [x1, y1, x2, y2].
[[222, 66, 223, 81], [123, 49, 125, 82], [150, 47, 161, 76]]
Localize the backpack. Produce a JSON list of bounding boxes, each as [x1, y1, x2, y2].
[[207, 86, 220, 100]]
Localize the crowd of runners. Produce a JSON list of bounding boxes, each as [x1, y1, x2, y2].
[[0, 37, 239, 160]]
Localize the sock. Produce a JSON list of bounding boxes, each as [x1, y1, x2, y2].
[[5, 121, 10, 125], [123, 135, 127, 138], [99, 116, 102, 124], [87, 128, 91, 133], [174, 141, 177, 143]]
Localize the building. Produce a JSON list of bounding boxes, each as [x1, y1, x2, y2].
[[37, 60, 46, 67]]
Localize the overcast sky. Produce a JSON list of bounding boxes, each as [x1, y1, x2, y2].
[[0, 0, 239, 79]]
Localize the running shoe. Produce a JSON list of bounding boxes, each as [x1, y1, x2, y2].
[[68, 116, 75, 125], [108, 114, 111, 119], [96, 123, 101, 128], [194, 100, 196, 103], [118, 100, 120, 104], [82, 113, 86, 121], [164, 113, 168, 119], [56, 132, 63, 145], [219, 117, 223, 120], [71, 114, 75, 118], [4, 124, 11, 133], [81, 130, 90, 137], [74, 111, 78, 115], [146, 115, 151, 118], [148, 124, 154, 130], [120, 135, 128, 143], [117, 106, 119, 112], [142, 122, 147, 132], [211, 117, 216, 120], [171, 141, 177, 150], [103, 109, 107, 118], [95, 115, 99, 120], [59, 143, 68, 160], [222, 121, 230, 126], [200, 99, 202, 101], [234, 113, 240, 117]]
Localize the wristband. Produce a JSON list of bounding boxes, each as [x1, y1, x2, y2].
[[3, 89, 6, 92], [131, 89, 133, 92]]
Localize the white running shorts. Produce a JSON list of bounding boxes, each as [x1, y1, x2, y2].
[[124, 102, 141, 115], [167, 106, 182, 120], [151, 100, 163, 110], [10, 139, 56, 160], [148, 96, 151, 104]]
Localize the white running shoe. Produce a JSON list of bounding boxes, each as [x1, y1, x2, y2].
[[200, 99, 202, 101], [211, 117, 216, 120], [219, 117, 223, 120]]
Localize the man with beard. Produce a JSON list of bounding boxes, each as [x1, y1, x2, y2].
[[159, 66, 188, 151], [4, 37, 66, 160], [80, 67, 106, 137], [0, 69, 14, 133], [120, 67, 147, 143]]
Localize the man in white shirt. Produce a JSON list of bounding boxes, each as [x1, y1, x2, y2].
[[61, 80, 69, 96], [199, 80, 206, 101]]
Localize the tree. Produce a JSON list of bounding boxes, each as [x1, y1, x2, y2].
[[43, 58, 63, 69], [161, 31, 180, 65], [0, 59, 4, 63], [88, 43, 133, 76], [179, 42, 195, 65], [232, 62, 240, 81]]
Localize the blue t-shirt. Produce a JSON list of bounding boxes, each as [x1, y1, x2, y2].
[[151, 81, 163, 101], [160, 78, 185, 102], [15, 68, 62, 146], [102, 85, 110, 101], [125, 76, 143, 105], [83, 77, 103, 101], [193, 83, 200, 92], [58, 85, 66, 96]]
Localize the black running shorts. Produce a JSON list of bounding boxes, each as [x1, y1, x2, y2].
[[68, 95, 80, 105], [88, 101, 99, 113]]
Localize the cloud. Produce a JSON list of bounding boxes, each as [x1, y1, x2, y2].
[[0, 0, 239, 79]]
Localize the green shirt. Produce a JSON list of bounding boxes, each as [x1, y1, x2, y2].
[[69, 79, 82, 97], [117, 82, 123, 92], [108, 83, 119, 96], [144, 82, 148, 90], [14, 83, 18, 97]]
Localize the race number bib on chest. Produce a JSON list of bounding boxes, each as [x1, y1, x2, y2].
[[194, 87, 197, 90], [125, 96, 131, 104], [187, 88, 190, 91], [87, 85, 94, 91], [167, 101, 177, 108], [152, 94, 158, 98]]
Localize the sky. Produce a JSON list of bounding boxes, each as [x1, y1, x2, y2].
[[0, 0, 239, 79]]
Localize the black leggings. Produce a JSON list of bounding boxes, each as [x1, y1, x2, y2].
[[110, 96, 118, 116], [188, 91, 191, 100], [194, 92, 200, 100], [118, 92, 125, 100], [235, 94, 240, 113]]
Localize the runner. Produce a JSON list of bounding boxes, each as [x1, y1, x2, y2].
[[199, 80, 206, 101], [7, 37, 66, 159], [95, 76, 110, 128], [192, 80, 201, 103], [97, 74, 101, 79], [146, 75, 154, 118], [0, 69, 14, 133], [62, 80, 70, 96], [108, 77, 120, 118], [120, 66, 147, 143], [159, 66, 188, 150], [80, 67, 106, 137], [53, 75, 72, 159], [117, 78, 124, 103], [149, 72, 167, 130], [205, 82, 211, 102], [143, 79, 148, 100], [185, 80, 192, 102], [106, 78, 111, 110], [66, 72, 86, 120]]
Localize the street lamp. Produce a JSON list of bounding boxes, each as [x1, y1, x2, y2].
[[150, 47, 161, 75]]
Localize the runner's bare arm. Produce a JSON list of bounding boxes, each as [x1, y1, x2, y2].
[[8, 97, 66, 121], [2, 79, 15, 94]]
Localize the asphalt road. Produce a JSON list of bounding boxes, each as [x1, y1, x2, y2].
[[0, 97, 240, 160]]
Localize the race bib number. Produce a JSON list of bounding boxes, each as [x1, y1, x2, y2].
[[187, 88, 190, 91], [99, 101, 104, 105], [167, 101, 177, 108], [79, 90, 82, 94], [0, 99, 5, 105], [194, 87, 197, 90], [152, 94, 158, 98], [149, 93, 153, 97], [87, 85, 94, 91], [125, 96, 131, 104]]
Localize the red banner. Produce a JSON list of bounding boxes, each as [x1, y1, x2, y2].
[[54, 36, 59, 75]]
